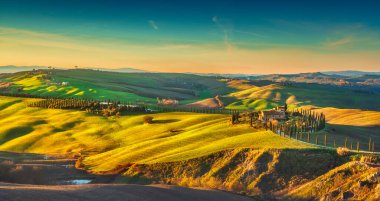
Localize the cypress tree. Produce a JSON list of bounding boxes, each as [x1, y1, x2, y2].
[[369, 138, 372, 152], [345, 137, 348, 148], [250, 113, 253, 127], [372, 142, 375, 152], [334, 137, 336, 148], [356, 141, 360, 152]]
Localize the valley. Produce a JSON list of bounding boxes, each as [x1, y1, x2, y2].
[[0, 69, 379, 200]]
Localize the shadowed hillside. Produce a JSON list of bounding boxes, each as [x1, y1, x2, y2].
[[287, 161, 380, 201], [115, 148, 349, 199]]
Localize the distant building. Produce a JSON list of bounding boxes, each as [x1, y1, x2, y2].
[[259, 109, 286, 123], [276, 106, 286, 112], [157, 97, 179, 105]]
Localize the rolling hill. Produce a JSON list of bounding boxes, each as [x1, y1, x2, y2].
[[225, 82, 380, 111], [287, 161, 380, 200], [0, 91, 379, 200], [0, 96, 312, 173], [2, 69, 380, 112], [310, 107, 380, 152], [0, 69, 234, 103]]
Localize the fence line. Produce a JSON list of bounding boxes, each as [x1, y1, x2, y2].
[[274, 130, 379, 154]]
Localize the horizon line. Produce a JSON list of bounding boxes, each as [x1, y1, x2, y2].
[[1, 65, 379, 75]]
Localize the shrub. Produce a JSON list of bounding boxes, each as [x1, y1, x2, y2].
[[360, 155, 379, 164], [143, 116, 154, 124], [75, 157, 85, 170], [337, 147, 350, 156]]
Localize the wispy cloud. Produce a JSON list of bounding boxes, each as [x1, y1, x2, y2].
[[324, 36, 354, 49], [0, 26, 109, 52], [234, 30, 266, 38], [212, 16, 265, 53], [212, 16, 234, 53], [148, 20, 159, 30]]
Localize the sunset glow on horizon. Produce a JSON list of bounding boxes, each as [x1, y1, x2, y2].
[[1, 0, 380, 74]]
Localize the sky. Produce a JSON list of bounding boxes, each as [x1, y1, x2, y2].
[[0, 0, 380, 74]]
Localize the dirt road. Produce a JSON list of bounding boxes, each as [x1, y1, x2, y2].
[[0, 183, 255, 201]]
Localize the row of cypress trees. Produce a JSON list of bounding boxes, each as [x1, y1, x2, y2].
[[268, 109, 326, 135]]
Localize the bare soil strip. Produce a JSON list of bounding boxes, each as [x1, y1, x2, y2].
[[0, 183, 255, 201]]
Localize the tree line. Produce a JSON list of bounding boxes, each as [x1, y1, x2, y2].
[[27, 98, 146, 117], [27, 98, 245, 116], [150, 105, 244, 114]]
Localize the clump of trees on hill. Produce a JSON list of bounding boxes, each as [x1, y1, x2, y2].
[[267, 109, 325, 137], [231, 112, 240, 124], [231, 111, 259, 127], [230, 108, 326, 135], [278, 108, 325, 132], [27, 99, 146, 117], [143, 116, 154, 124]]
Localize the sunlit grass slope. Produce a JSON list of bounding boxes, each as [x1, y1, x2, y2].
[[314, 107, 380, 127], [1, 69, 234, 103], [225, 82, 380, 111], [312, 107, 380, 151], [0, 96, 312, 172], [290, 106, 380, 151], [7, 72, 152, 102]]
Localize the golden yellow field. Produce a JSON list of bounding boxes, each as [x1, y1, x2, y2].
[[298, 106, 380, 151], [0, 96, 312, 173], [314, 107, 380, 126]]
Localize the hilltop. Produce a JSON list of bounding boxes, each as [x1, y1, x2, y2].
[[225, 82, 380, 111], [0, 66, 147, 74]]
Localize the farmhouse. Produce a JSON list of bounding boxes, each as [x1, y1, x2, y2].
[[259, 109, 286, 123], [157, 97, 179, 105], [276, 106, 286, 112]]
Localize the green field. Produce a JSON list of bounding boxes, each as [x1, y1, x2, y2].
[[2, 70, 380, 112], [0, 69, 234, 103], [225, 82, 380, 111]]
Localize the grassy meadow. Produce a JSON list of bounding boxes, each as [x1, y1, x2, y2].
[[0, 96, 312, 173], [312, 107, 380, 151], [3, 69, 380, 112], [1, 70, 379, 200], [1, 69, 234, 103], [225, 82, 380, 111]]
